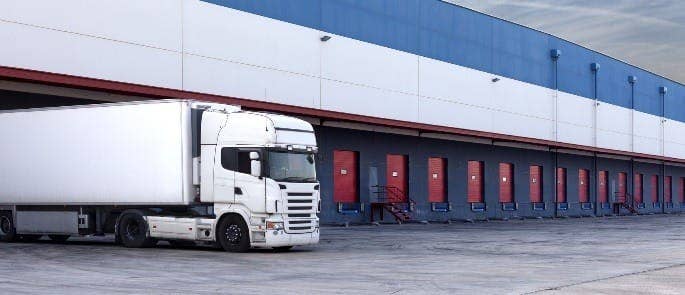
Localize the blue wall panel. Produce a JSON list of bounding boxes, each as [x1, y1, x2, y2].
[[203, 0, 685, 122], [321, 0, 420, 53]]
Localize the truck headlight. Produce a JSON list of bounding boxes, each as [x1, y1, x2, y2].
[[266, 221, 284, 231]]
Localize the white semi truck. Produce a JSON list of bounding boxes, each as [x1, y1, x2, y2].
[[0, 100, 320, 252]]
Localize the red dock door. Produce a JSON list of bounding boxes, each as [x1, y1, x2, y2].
[[499, 163, 514, 203], [428, 157, 447, 203], [467, 161, 484, 203], [529, 166, 542, 203], [665, 176, 672, 203], [634, 173, 643, 204], [651, 175, 659, 203], [617, 172, 627, 203], [556, 168, 567, 203], [333, 150, 359, 203], [578, 169, 589, 203], [386, 154, 408, 202], [598, 171, 608, 203], [678, 177, 685, 204]]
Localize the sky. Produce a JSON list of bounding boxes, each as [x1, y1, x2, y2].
[[447, 0, 685, 84]]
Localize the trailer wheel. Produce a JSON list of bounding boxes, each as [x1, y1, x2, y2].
[[118, 213, 156, 248], [48, 235, 70, 243], [217, 215, 250, 252], [0, 212, 17, 242]]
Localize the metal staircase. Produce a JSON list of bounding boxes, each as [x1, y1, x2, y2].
[[614, 192, 638, 214], [371, 185, 415, 223]]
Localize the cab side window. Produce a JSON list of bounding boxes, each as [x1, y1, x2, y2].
[[221, 148, 255, 175], [221, 148, 237, 170], [237, 151, 252, 174]]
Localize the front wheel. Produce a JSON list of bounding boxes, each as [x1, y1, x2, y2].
[[216, 215, 250, 252], [118, 213, 156, 248]]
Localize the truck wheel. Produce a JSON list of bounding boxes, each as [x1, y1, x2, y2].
[[0, 213, 17, 242], [48, 235, 70, 242], [118, 213, 156, 248], [217, 215, 250, 252]]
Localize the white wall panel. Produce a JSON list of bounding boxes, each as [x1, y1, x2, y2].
[[633, 111, 662, 155], [492, 78, 554, 121], [556, 92, 595, 146], [322, 34, 418, 95], [596, 102, 632, 151], [419, 57, 494, 110], [418, 97, 493, 133], [664, 120, 685, 159], [633, 111, 661, 139], [0, 0, 182, 51], [321, 80, 418, 122], [0, 21, 182, 89], [183, 54, 320, 108], [634, 136, 660, 156], [493, 111, 554, 140], [183, 0, 320, 78]]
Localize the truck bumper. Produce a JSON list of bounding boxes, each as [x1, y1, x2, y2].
[[261, 228, 320, 248]]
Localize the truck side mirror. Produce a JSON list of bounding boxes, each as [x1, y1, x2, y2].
[[251, 160, 262, 177]]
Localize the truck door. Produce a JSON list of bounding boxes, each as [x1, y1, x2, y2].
[[233, 149, 266, 210], [214, 147, 237, 203]]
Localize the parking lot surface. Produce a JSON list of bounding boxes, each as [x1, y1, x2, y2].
[[2, 214, 685, 294]]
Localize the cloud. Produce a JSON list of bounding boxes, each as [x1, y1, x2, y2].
[[445, 0, 685, 83]]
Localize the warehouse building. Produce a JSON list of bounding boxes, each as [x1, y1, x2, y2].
[[1, 0, 684, 224]]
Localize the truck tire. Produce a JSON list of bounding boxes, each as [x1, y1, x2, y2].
[[217, 215, 250, 252], [48, 235, 70, 242], [0, 212, 17, 242], [118, 213, 156, 248]]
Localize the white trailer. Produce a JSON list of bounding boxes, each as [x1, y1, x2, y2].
[[0, 100, 320, 252]]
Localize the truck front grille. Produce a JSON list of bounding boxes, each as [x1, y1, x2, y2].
[[284, 192, 317, 233], [284, 219, 316, 234]]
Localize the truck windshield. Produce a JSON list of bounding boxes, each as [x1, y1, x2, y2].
[[267, 151, 317, 183]]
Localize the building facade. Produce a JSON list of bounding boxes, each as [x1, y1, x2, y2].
[[1, 0, 684, 224]]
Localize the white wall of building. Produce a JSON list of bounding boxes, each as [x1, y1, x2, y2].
[[0, 0, 682, 159]]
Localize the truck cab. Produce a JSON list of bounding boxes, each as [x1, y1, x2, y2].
[[195, 104, 320, 251]]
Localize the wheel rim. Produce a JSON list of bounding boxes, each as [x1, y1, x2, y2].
[[225, 224, 242, 244], [124, 220, 141, 240], [0, 216, 11, 236]]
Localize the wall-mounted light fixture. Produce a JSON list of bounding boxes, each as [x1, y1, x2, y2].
[[320, 35, 331, 42], [590, 63, 600, 72], [659, 86, 668, 94], [491, 77, 500, 83], [628, 75, 638, 84], [550, 49, 562, 60]]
